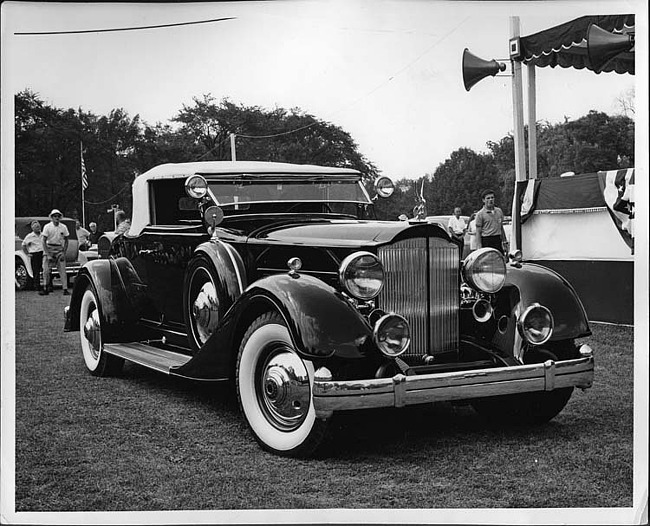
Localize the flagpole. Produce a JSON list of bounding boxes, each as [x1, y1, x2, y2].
[[80, 141, 86, 227]]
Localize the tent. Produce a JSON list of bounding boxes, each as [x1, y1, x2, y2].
[[519, 14, 635, 74], [507, 14, 636, 325], [518, 169, 634, 325]]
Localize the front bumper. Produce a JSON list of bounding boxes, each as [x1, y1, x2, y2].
[[312, 348, 594, 419]]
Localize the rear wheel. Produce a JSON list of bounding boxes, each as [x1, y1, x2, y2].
[[236, 312, 330, 457], [471, 344, 575, 425], [79, 284, 124, 376]]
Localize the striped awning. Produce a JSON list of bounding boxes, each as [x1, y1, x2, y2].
[[519, 15, 635, 74]]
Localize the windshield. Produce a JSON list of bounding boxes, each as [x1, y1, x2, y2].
[[207, 179, 372, 209]]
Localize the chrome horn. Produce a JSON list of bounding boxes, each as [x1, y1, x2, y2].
[[472, 298, 494, 323]]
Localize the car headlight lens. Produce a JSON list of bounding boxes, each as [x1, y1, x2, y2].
[[462, 248, 506, 293], [373, 314, 410, 357], [185, 175, 208, 199], [374, 176, 395, 198], [518, 303, 554, 345], [339, 251, 384, 300]]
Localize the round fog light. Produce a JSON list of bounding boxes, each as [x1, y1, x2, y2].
[[373, 314, 410, 357], [518, 303, 554, 345]]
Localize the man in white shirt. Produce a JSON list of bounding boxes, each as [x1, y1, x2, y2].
[[447, 207, 468, 254], [22, 220, 44, 291], [41, 209, 70, 295]]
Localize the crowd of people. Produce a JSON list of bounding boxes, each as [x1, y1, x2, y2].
[[20, 208, 130, 295]]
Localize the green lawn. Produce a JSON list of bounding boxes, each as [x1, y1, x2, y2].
[[12, 290, 634, 512]]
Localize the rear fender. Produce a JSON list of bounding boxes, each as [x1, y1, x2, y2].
[[505, 262, 591, 340], [67, 258, 149, 341]]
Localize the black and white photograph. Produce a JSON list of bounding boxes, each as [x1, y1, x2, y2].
[[1, 1, 647, 524]]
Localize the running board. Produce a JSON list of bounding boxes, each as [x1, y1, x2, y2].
[[103, 342, 192, 374]]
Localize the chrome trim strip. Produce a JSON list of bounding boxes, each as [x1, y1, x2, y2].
[[312, 356, 594, 416], [221, 241, 245, 294]]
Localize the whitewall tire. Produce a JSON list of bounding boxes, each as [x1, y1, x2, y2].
[[236, 312, 329, 457]]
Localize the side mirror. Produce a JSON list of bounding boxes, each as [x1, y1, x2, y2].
[[374, 176, 395, 199], [203, 205, 224, 229]]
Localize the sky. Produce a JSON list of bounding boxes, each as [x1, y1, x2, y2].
[[1, 0, 643, 181]]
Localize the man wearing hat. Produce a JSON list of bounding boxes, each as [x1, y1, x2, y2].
[[41, 209, 70, 296]]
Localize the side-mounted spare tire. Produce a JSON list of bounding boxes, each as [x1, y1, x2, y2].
[[183, 256, 228, 353]]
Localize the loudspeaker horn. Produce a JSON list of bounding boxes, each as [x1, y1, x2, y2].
[[462, 48, 506, 91], [587, 24, 634, 72]]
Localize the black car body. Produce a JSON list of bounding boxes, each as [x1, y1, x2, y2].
[[64, 161, 594, 456]]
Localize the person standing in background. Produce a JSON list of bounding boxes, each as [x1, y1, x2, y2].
[[475, 190, 508, 254], [41, 209, 70, 296], [76, 219, 91, 250], [88, 222, 104, 245], [114, 210, 131, 236], [22, 220, 44, 292], [447, 206, 468, 254]]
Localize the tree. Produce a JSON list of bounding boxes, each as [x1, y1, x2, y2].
[[426, 148, 503, 215], [172, 95, 379, 181]]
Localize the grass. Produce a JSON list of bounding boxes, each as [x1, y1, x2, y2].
[[12, 289, 634, 512]]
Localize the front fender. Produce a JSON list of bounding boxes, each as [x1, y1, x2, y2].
[[237, 273, 374, 359], [173, 272, 374, 381], [505, 262, 591, 340]]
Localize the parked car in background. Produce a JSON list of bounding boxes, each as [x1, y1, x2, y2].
[[64, 161, 594, 457], [15, 216, 89, 291]]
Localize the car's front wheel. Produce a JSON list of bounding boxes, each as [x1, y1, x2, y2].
[[15, 259, 31, 291], [236, 312, 330, 457], [79, 284, 124, 377], [471, 344, 575, 425]]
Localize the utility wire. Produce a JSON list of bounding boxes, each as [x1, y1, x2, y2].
[[14, 16, 236, 36], [84, 184, 131, 205], [233, 16, 470, 142]]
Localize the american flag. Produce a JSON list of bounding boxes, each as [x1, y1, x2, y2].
[[81, 142, 88, 191]]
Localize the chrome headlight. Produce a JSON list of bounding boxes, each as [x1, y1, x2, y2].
[[185, 175, 208, 199], [374, 176, 395, 198], [462, 248, 506, 293], [518, 303, 554, 345], [339, 251, 384, 300], [373, 313, 410, 357]]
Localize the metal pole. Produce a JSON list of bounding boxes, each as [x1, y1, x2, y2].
[[81, 141, 86, 227], [230, 133, 237, 161], [527, 63, 538, 180], [510, 16, 526, 253]]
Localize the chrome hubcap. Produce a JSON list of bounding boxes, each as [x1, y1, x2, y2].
[[259, 348, 310, 431], [15, 265, 27, 288], [191, 277, 219, 344], [83, 306, 101, 358]]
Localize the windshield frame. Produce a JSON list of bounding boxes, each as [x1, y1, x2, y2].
[[203, 173, 373, 208]]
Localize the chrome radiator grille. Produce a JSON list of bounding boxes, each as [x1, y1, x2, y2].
[[377, 237, 459, 359]]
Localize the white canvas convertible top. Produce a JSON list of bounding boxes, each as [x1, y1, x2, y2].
[[130, 161, 363, 236]]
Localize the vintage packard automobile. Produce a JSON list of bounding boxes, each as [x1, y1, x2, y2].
[[64, 161, 594, 456]]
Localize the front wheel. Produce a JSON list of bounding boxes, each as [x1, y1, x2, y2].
[[236, 312, 330, 457], [471, 346, 575, 425], [79, 285, 124, 377]]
